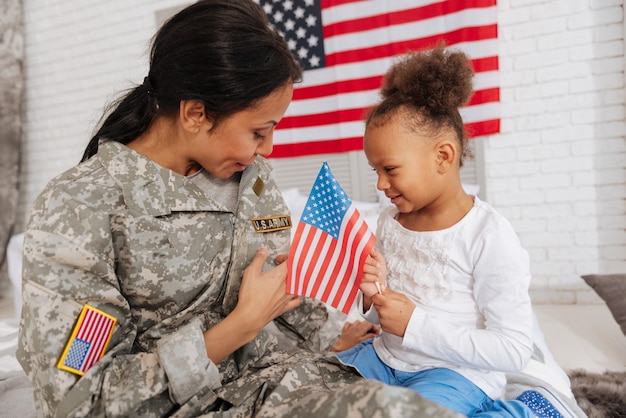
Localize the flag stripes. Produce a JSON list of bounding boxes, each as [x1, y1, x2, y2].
[[257, 0, 499, 158], [78, 309, 115, 372]]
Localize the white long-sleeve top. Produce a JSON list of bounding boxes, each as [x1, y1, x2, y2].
[[360, 197, 534, 399]]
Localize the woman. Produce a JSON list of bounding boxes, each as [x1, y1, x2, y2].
[[17, 1, 458, 417]]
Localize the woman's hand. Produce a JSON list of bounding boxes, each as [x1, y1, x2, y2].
[[329, 320, 380, 352], [203, 248, 300, 363], [360, 248, 387, 310], [370, 288, 415, 337], [235, 248, 301, 329]]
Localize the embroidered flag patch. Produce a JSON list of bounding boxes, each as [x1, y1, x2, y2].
[[58, 304, 116, 376]]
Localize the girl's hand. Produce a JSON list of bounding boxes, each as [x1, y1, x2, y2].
[[360, 248, 387, 309], [370, 288, 414, 337], [330, 320, 380, 352]]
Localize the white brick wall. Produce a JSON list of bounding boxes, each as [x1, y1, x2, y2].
[[18, 0, 191, 224], [487, 0, 626, 303], [17, 0, 626, 304]]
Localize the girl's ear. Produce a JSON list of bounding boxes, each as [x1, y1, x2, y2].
[[435, 140, 457, 173], [179, 100, 212, 133]]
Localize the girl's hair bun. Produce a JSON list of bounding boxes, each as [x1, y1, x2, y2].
[[381, 43, 474, 116]]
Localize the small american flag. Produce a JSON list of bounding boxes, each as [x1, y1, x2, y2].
[[257, 0, 500, 158], [287, 162, 376, 313], [58, 305, 116, 376]]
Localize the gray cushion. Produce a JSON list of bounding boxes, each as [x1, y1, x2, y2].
[[581, 274, 626, 336]]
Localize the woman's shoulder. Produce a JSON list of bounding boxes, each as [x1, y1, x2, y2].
[[31, 157, 123, 222], [254, 156, 276, 180]]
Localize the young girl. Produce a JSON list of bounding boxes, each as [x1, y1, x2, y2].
[[337, 45, 536, 417]]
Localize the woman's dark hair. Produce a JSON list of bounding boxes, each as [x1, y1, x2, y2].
[[81, 0, 302, 162], [366, 43, 474, 166]]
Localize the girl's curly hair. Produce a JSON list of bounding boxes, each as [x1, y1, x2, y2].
[[366, 43, 475, 165]]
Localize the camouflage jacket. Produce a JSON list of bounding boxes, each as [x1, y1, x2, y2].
[[17, 141, 459, 418]]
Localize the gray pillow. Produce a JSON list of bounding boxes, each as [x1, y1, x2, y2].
[[581, 274, 626, 336]]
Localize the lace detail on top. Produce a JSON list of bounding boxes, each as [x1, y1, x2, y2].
[[379, 208, 454, 303]]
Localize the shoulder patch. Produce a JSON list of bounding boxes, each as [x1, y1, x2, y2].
[[251, 215, 292, 233], [58, 304, 117, 376]]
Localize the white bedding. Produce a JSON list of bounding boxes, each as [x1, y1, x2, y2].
[[533, 303, 626, 374]]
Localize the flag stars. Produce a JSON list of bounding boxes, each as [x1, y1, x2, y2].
[[296, 26, 307, 39], [260, 0, 326, 71], [305, 14, 317, 27], [300, 163, 352, 237], [309, 55, 320, 67], [273, 10, 284, 22]]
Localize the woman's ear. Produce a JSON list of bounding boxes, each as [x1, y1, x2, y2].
[[435, 140, 457, 173], [179, 100, 211, 133]]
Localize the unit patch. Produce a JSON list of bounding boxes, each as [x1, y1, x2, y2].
[[252, 177, 265, 196], [251, 215, 292, 233]]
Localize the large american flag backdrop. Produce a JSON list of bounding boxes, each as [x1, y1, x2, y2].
[[256, 0, 499, 158]]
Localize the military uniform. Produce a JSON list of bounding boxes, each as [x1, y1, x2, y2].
[[17, 141, 459, 417]]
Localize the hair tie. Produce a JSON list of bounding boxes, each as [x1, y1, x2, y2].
[[143, 76, 155, 96]]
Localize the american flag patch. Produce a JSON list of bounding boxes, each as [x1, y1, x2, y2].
[[57, 304, 116, 376]]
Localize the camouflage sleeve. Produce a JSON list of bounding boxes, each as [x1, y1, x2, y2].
[[273, 297, 342, 351], [17, 227, 220, 417], [157, 319, 221, 401]]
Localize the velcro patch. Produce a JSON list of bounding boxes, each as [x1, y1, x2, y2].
[[58, 304, 116, 376]]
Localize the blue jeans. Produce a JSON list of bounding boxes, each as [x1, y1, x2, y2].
[[337, 339, 534, 417]]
